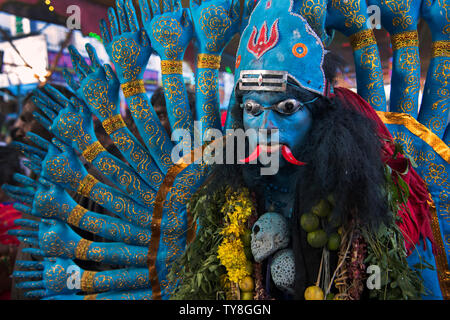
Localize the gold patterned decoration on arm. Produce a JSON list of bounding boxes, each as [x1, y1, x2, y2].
[[75, 239, 93, 260], [77, 174, 99, 198], [121, 80, 146, 98], [350, 29, 377, 51], [432, 41, 450, 58], [197, 54, 221, 69], [390, 31, 419, 51], [82, 141, 107, 162], [102, 115, 127, 135], [67, 205, 88, 227], [81, 271, 97, 293], [161, 60, 183, 75]]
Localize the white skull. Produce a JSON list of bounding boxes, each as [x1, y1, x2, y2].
[[270, 249, 296, 294], [250, 212, 290, 263]]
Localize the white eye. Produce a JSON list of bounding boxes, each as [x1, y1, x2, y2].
[[243, 100, 263, 116], [276, 99, 301, 114]]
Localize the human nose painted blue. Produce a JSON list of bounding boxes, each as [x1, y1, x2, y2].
[[242, 90, 313, 164]]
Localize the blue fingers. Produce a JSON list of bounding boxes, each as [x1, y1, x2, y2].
[[24, 290, 47, 298], [14, 219, 39, 229], [100, 19, 111, 44], [16, 280, 45, 290], [17, 236, 40, 247], [2, 188, 33, 206], [62, 69, 80, 92], [33, 89, 62, 113], [43, 84, 72, 108], [108, 7, 120, 37], [125, 0, 139, 32], [2, 184, 35, 197], [32, 111, 51, 130], [173, 0, 181, 12], [25, 132, 50, 151], [15, 261, 44, 270], [161, 0, 171, 13], [13, 203, 32, 215], [13, 271, 43, 280], [13, 173, 37, 188], [9, 229, 38, 238], [149, 0, 161, 15], [22, 248, 44, 257], [23, 160, 41, 176], [68, 45, 91, 78], [138, 0, 151, 23], [86, 44, 102, 70], [116, 0, 130, 33], [21, 153, 42, 172], [11, 141, 46, 159]]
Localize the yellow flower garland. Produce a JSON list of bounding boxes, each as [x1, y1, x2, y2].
[[217, 188, 254, 284]]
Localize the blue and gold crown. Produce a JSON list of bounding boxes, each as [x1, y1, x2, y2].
[[235, 0, 327, 96]]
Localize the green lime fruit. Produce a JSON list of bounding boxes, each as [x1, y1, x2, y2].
[[239, 276, 255, 292], [327, 233, 341, 251], [311, 199, 332, 218], [307, 230, 328, 248], [300, 213, 320, 232]]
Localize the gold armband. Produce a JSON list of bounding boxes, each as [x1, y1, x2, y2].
[[161, 60, 183, 75], [102, 115, 126, 135], [81, 271, 97, 293], [121, 80, 146, 98], [432, 41, 450, 58], [67, 205, 88, 227], [75, 239, 93, 260], [391, 31, 419, 51], [350, 29, 377, 51], [77, 174, 99, 198], [82, 141, 106, 162], [197, 54, 221, 69]]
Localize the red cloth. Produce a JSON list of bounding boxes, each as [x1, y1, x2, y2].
[[221, 111, 228, 128], [0, 203, 22, 246], [333, 87, 435, 256]]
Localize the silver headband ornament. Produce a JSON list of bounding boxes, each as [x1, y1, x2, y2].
[[238, 70, 288, 92]]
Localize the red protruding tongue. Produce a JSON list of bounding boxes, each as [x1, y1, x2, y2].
[[281, 145, 307, 166], [239, 145, 261, 163]]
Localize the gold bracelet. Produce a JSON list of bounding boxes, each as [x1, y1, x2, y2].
[[67, 205, 88, 227], [102, 114, 126, 135], [391, 31, 419, 51], [198, 54, 221, 69], [77, 174, 99, 198], [81, 271, 97, 293], [121, 80, 146, 98], [432, 41, 450, 58], [161, 60, 183, 75], [75, 239, 92, 260], [350, 29, 377, 51], [82, 141, 106, 162]]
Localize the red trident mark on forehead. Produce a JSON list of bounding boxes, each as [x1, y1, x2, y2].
[[247, 19, 279, 60]]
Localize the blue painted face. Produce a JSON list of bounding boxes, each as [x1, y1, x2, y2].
[[242, 90, 313, 166]]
